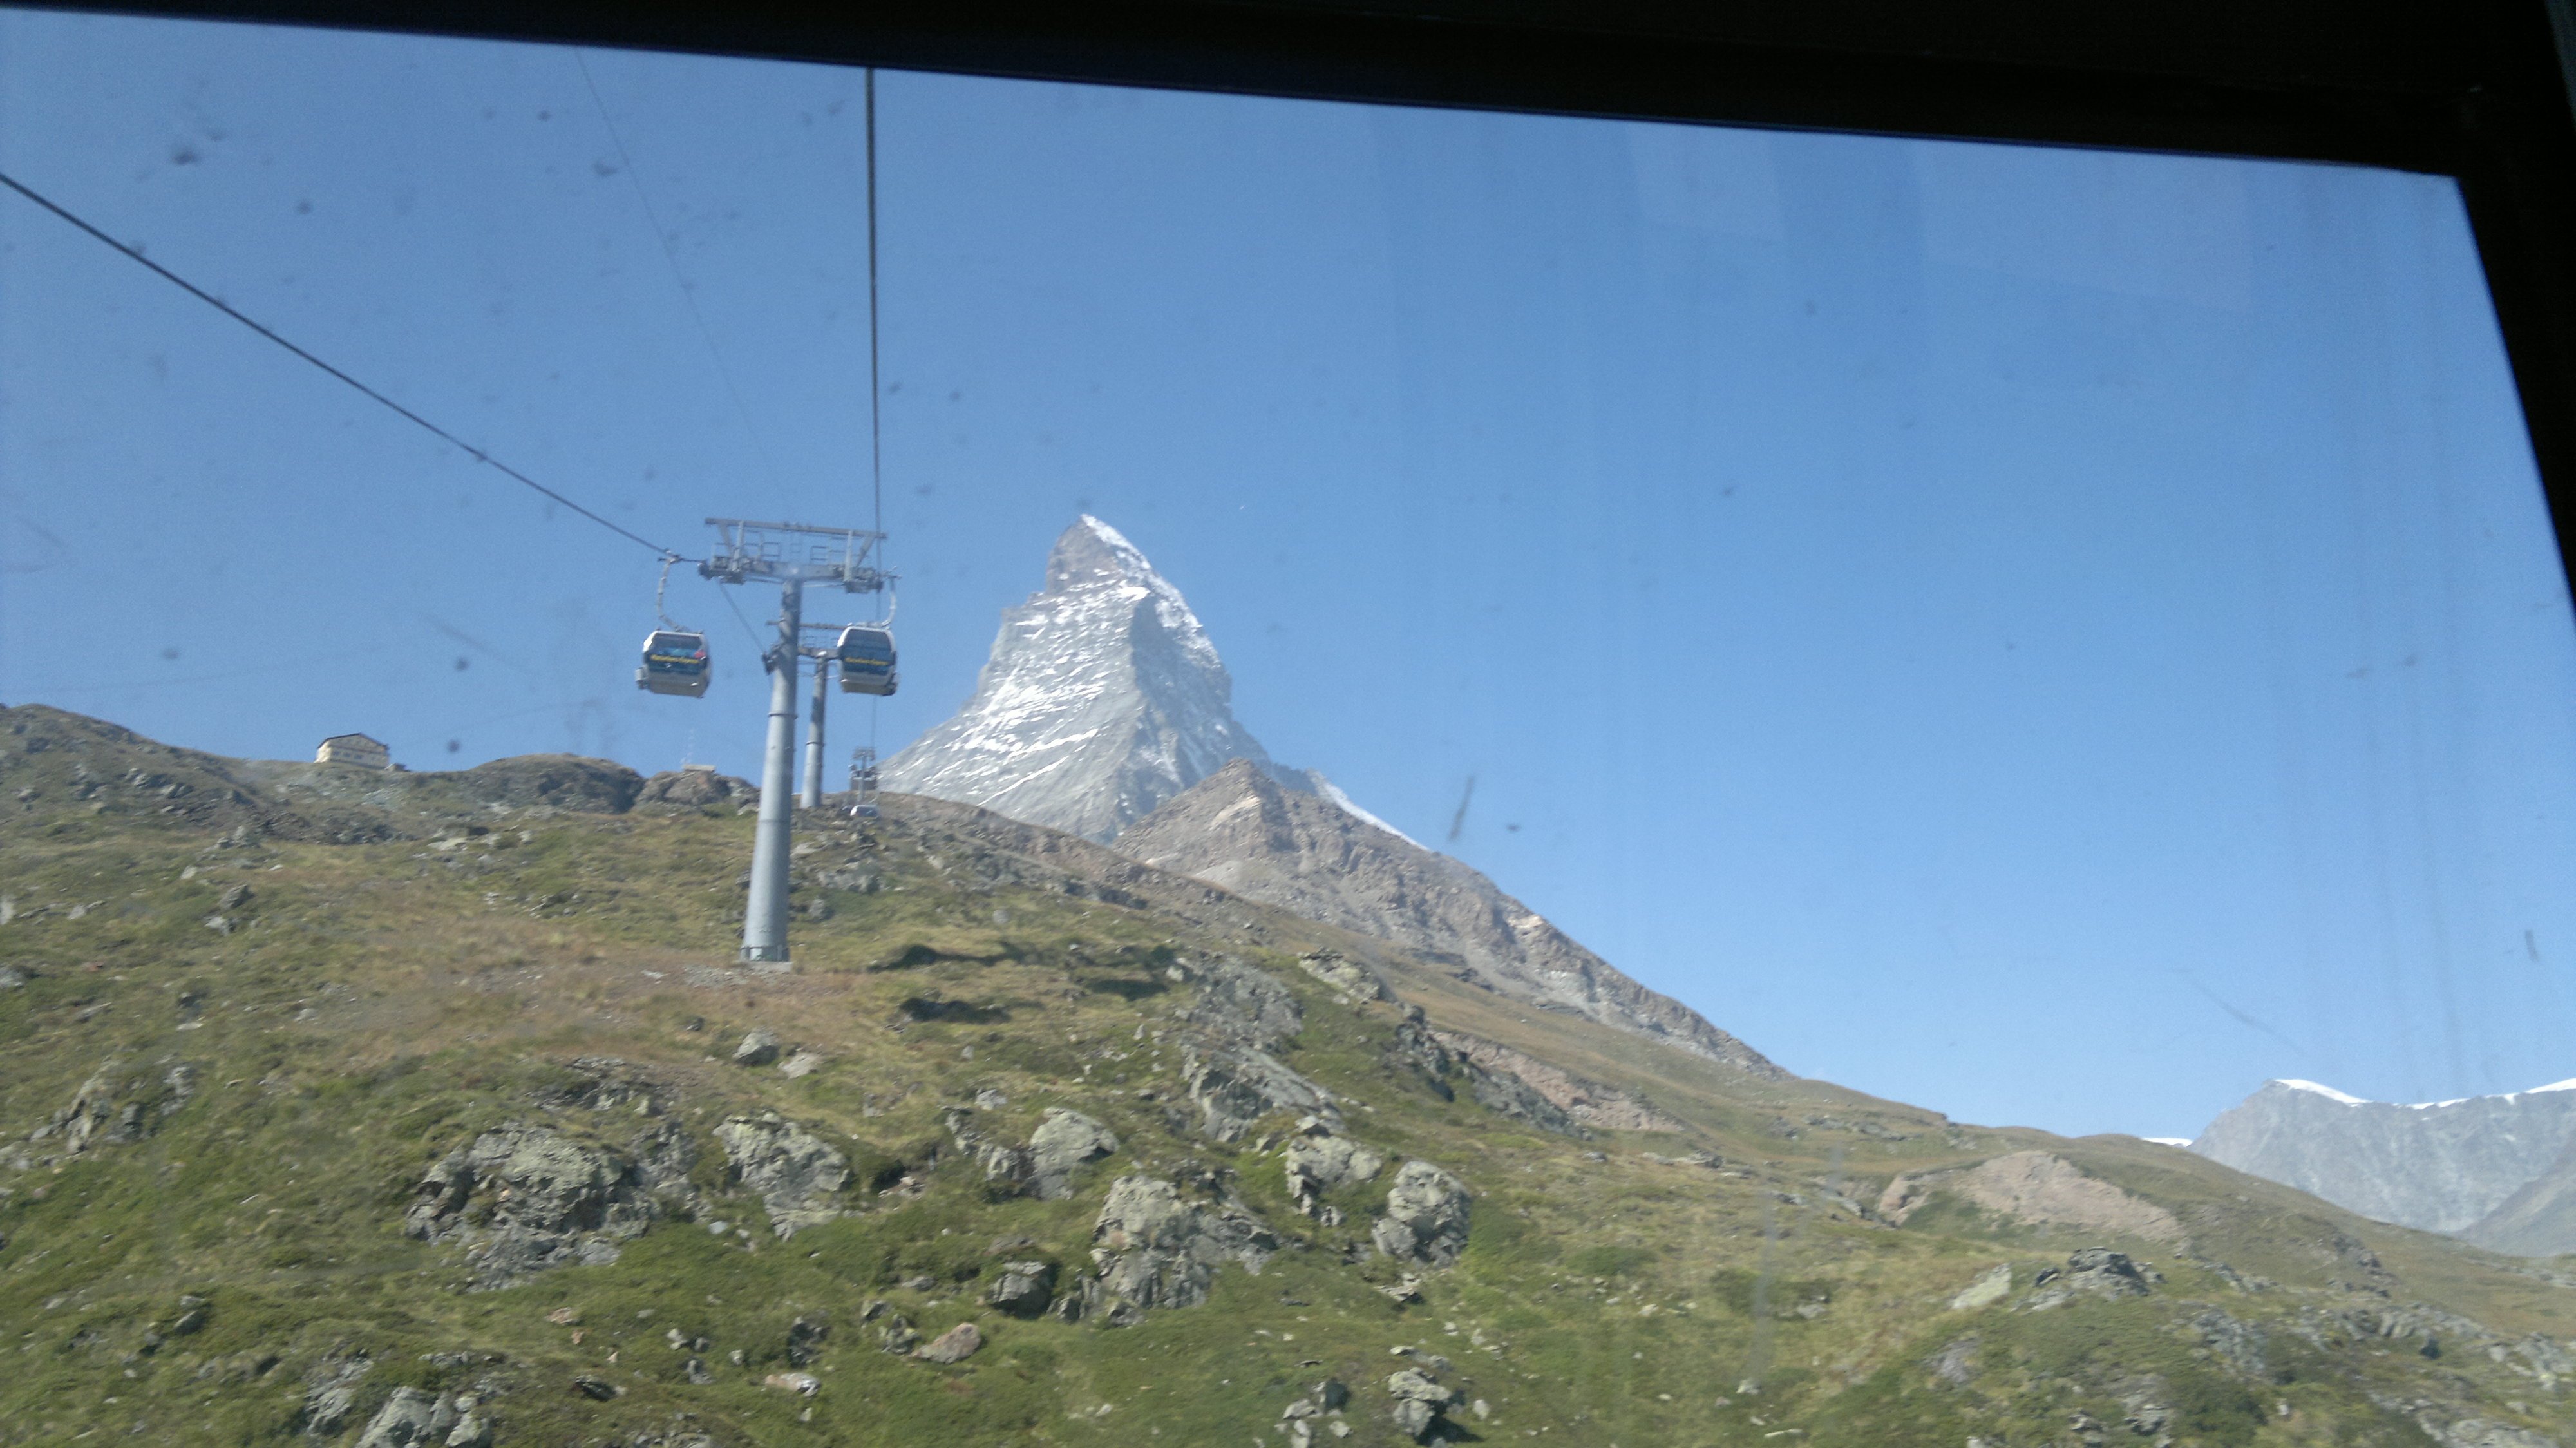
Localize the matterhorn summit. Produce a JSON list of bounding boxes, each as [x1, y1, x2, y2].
[[882, 517, 1305, 843]]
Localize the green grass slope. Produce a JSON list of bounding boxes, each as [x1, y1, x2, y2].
[[2, 702, 2570, 1447]]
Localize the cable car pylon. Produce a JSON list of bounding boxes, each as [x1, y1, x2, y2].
[[689, 518, 891, 966]]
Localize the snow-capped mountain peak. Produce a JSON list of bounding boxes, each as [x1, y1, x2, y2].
[[880, 519, 1295, 843]]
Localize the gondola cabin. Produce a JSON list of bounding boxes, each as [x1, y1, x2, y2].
[[836, 624, 898, 696], [636, 630, 711, 698]]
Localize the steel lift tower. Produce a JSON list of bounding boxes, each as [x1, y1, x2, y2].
[[699, 517, 889, 965]]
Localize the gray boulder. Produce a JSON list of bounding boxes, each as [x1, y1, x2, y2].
[[354, 1387, 459, 1448], [2025, 1248, 2159, 1310], [1087, 1175, 1279, 1319], [1283, 1122, 1385, 1223], [1386, 1367, 1457, 1442], [715, 1114, 851, 1237], [1027, 1109, 1119, 1199], [1372, 1161, 1471, 1267], [403, 1123, 656, 1288], [731, 1029, 781, 1067], [914, 1322, 984, 1364], [987, 1260, 1058, 1317]]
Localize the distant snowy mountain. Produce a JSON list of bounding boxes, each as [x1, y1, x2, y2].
[[887, 516, 1775, 1073], [882, 517, 1308, 843], [2192, 1077, 2576, 1255]]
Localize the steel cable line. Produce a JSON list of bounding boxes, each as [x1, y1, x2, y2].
[[866, 68, 884, 542], [576, 50, 795, 519], [0, 167, 685, 560]]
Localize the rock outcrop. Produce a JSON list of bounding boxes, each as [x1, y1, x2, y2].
[[1284, 1120, 1387, 1223], [987, 1261, 1058, 1317], [1433, 1032, 1683, 1133], [636, 767, 752, 810], [715, 1114, 851, 1237], [1026, 1109, 1120, 1199], [403, 1123, 658, 1287], [352, 1386, 484, 1448], [1386, 1367, 1460, 1442], [1086, 1175, 1280, 1321], [2025, 1248, 2161, 1310], [1372, 1160, 1471, 1267]]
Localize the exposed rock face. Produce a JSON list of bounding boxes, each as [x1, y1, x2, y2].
[[2192, 1078, 2576, 1253], [731, 1029, 781, 1066], [715, 1114, 851, 1237], [1026, 1109, 1120, 1199], [1878, 1152, 2184, 1246], [1284, 1121, 1387, 1223], [1119, 762, 1781, 1076], [636, 767, 752, 810], [1458, 1058, 1582, 1138], [1372, 1161, 1471, 1267], [352, 1386, 464, 1448], [403, 1123, 657, 1287], [1087, 1175, 1279, 1320], [883, 517, 1309, 843], [1432, 1033, 1683, 1133], [2026, 1248, 2161, 1310], [943, 1103, 1119, 1198], [1184, 1047, 1334, 1143], [1172, 955, 1338, 1142]]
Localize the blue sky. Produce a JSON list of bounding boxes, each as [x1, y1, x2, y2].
[[6, 11, 2575, 1139]]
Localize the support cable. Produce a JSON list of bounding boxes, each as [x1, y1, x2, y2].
[[866, 68, 885, 544], [0, 166, 683, 560], [717, 585, 769, 651], [576, 50, 795, 516]]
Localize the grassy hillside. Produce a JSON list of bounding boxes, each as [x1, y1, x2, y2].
[[2, 702, 2570, 1447]]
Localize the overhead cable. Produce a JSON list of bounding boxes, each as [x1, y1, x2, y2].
[[866, 68, 884, 540], [0, 166, 683, 559], [576, 50, 795, 517]]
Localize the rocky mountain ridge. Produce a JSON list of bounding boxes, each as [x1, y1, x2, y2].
[[2193, 1076, 2576, 1256], [1117, 761, 1780, 1076]]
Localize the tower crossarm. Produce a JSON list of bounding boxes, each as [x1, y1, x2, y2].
[[698, 517, 892, 593]]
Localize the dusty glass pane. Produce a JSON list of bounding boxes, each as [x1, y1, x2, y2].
[[5, 10, 2574, 1446]]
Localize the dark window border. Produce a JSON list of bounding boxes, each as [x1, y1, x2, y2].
[[29, 0, 2576, 598]]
